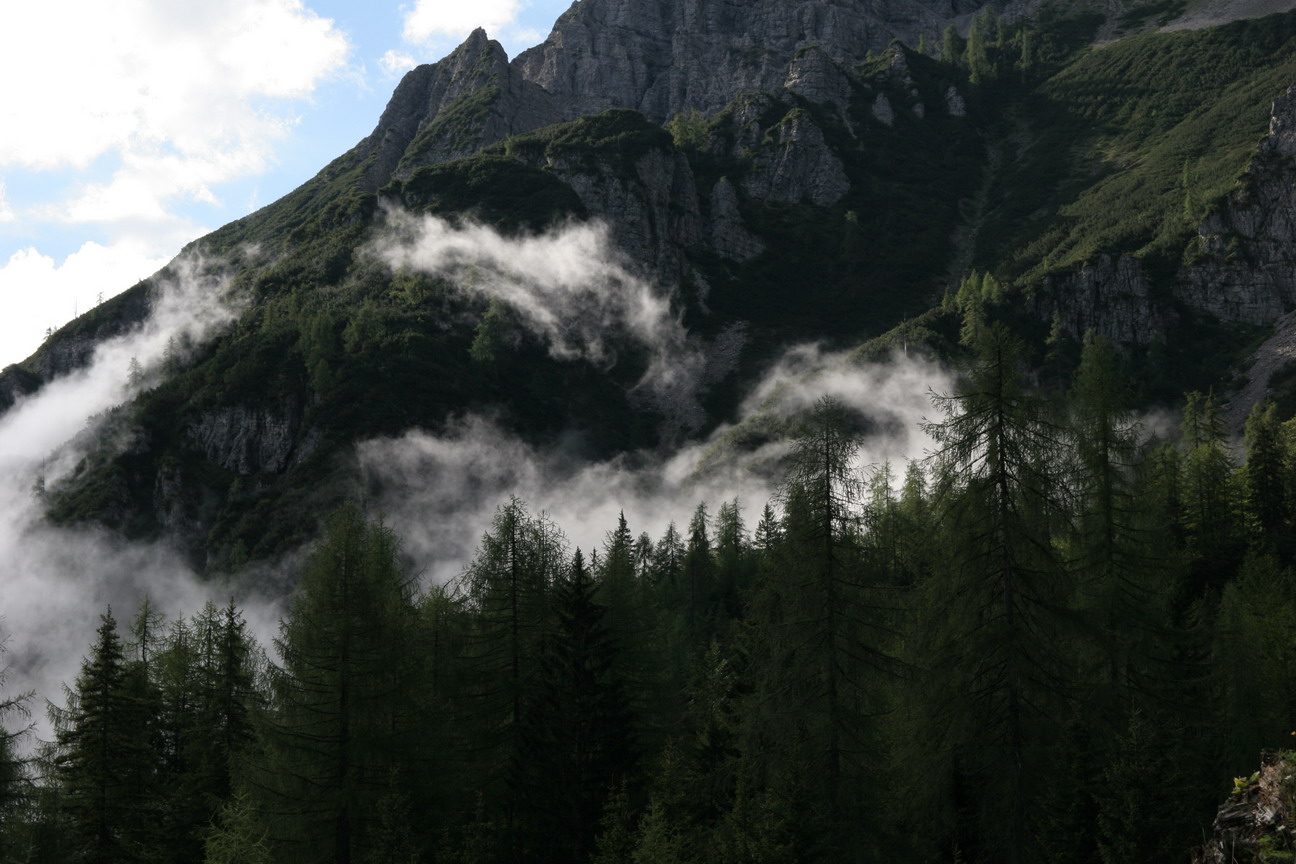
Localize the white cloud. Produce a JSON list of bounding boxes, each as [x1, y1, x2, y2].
[[0, 0, 350, 221], [0, 256, 285, 749], [372, 210, 713, 437], [0, 183, 14, 224], [402, 0, 523, 43], [379, 49, 419, 77], [0, 241, 171, 368], [359, 348, 955, 587]]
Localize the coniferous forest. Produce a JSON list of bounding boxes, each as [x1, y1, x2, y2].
[[3, 325, 1296, 863]]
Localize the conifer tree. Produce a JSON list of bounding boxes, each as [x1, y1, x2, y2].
[[457, 498, 566, 843], [917, 323, 1074, 861], [0, 634, 32, 860], [942, 23, 965, 65], [56, 609, 152, 864], [1179, 391, 1243, 593], [739, 397, 898, 856], [650, 522, 685, 589], [1068, 333, 1165, 709], [1244, 399, 1290, 547], [513, 549, 634, 863], [258, 504, 423, 863]]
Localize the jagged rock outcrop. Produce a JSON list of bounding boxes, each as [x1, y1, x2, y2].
[[1037, 86, 1296, 344], [1034, 254, 1171, 345], [358, 28, 560, 189], [1194, 751, 1295, 864], [741, 109, 850, 207], [784, 45, 855, 108], [185, 398, 315, 476], [1176, 85, 1296, 325], [512, 0, 974, 123], [945, 84, 967, 117], [872, 93, 896, 126]]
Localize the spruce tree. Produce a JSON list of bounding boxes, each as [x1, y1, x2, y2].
[[1244, 399, 1290, 548], [1068, 333, 1165, 711], [258, 504, 423, 863], [738, 397, 898, 858], [513, 549, 634, 863], [0, 634, 32, 860], [56, 609, 152, 864]]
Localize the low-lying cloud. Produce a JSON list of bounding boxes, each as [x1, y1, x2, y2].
[[0, 257, 280, 747], [360, 346, 955, 587], [372, 209, 714, 434]]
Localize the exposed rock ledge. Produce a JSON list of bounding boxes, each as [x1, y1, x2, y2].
[[1194, 751, 1296, 864], [186, 398, 316, 475]]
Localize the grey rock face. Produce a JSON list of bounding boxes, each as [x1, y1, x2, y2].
[[1039, 85, 1296, 343], [708, 177, 765, 261], [186, 398, 315, 475], [513, 0, 968, 124], [1037, 254, 1171, 345], [945, 85, 967, 117], [1174, 86, 1296, 325], [871, 93, 896, 126], [550, 148, 706, 285], [358, 29, 561, 188], [742, 109, 850, 207], [784, 45, 854, 108]]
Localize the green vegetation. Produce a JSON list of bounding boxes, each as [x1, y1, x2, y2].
[[16, 340, 1296, 860], [976, 12, 1296, 285]]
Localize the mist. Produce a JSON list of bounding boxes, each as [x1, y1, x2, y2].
[[369, 208, 718, 433], [0, 221, 958, 749], [0, 258, 281, 747], [359, 346, 955, 587]]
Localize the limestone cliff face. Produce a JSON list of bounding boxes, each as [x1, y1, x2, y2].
[[358, 29, 561, 189], [741, 108, 850, 207], [550, 147, 706, 285], [1034, 254, 1172, 345], [1175, 85, 1296, 325], [512, 0, 971, 123], [185, 397, 316, 476], [355, 0, 985, 191]]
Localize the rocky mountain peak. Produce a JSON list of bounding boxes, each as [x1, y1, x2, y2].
[[355, 0, 993, 184], [512, 0, 977, 123]]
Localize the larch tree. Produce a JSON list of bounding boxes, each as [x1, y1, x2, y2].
[[916, 323, 1075, 862]]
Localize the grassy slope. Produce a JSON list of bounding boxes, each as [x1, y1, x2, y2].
[[978, 11, 1296, 286]]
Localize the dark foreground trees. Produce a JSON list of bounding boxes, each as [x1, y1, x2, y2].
[[12, 340, 1296, 863]]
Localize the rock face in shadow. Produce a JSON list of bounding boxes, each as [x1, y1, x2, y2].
[[1033, 254, 1172, 346], [186, 397, 317, 476], [1175, 85, 1296, 325]]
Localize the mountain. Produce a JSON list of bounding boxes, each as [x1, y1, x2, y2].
[[7, 0, 1296, 570]]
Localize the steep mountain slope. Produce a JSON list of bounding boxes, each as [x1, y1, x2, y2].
[[7, 0, 1296, 570]]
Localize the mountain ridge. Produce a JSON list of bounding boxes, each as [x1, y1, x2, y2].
[[6, 1, 1296, 569]]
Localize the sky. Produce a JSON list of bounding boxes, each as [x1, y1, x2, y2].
[[0, 0, 575, 369]]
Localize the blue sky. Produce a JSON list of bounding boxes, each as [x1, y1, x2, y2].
[[0, 0, 574, 367]]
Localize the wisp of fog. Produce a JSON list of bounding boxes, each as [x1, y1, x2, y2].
[[359, 346, 954, 587], [0, 219, 958, 753], [370, 207, 717, 434], [0, 258, 280, 746]]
